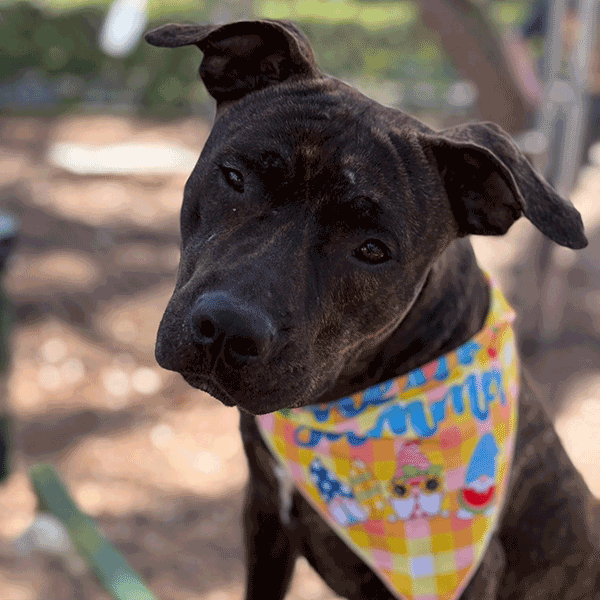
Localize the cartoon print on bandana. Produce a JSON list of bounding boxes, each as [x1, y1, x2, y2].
[[457, 433, 499, 519], [348, 460, 395, 521], [388, 441, 446, 521], [310, 458, 368, 526]]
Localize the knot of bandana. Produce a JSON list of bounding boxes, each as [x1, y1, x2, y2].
[[256, 280, 519, 600]]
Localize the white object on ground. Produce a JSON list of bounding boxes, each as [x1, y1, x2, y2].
[[15, 513, 89, 575], [16, 513, 72, 555], [46, 142, 199, 176]]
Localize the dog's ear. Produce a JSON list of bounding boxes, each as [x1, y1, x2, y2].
[[144, 20, 318, 104], [419, 122, 587, 249]]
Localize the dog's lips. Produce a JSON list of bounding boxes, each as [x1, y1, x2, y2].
[[178, 368, 333, 415], [179, 371, 284, 413], [180, 372, 238, 406]]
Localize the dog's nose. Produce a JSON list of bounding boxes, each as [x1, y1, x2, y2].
[[190, 292, 276, 366]]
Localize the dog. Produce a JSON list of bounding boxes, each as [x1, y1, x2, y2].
[[145, 19, 600, 600]]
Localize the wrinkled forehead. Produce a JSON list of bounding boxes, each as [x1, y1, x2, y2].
[[208, 84, 400, 183]]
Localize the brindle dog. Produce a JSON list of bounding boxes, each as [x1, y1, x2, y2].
[[146, 19, 600, 600]]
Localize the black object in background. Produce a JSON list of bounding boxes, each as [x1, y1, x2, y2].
[[0, 213, 19, 483]]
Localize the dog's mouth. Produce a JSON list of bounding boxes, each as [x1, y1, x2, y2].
[[180, 372, 238, 407], [178, 368, 336, 415]]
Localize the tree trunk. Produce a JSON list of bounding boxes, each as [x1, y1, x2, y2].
[[420, 0, 535, 133]]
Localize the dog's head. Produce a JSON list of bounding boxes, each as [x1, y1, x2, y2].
[[146, 20, 587, 415]]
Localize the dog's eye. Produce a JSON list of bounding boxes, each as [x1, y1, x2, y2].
[[354, 239, 390, 264], [220, 167, 244, 192]]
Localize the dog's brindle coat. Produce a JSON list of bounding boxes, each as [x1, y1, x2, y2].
[[146, 20, 600, 600]]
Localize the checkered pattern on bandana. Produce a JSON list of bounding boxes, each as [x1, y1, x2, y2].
[[256, 281, 519, 600]]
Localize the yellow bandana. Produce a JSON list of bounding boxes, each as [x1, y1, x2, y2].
[[256, 281, 519, 600]]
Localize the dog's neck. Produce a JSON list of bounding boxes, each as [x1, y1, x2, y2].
[[315, 238, 490, 405]]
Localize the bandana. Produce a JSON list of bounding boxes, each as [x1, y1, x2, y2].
[[256, 281, 519, 600]]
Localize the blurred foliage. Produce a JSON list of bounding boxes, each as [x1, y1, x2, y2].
[[0, 0, 533, 117], [255, 0, 418, 30], [2, 4, 103, 80], [0, 0, 207, 20], [296, 20, 454, 82], [1, 1, 210, 117]]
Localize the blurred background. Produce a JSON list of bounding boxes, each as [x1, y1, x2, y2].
[[0, 0, 599, 598]]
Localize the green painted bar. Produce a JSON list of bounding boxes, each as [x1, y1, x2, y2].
[[30, 464, 157, 600]]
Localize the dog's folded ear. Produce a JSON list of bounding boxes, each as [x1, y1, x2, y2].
[[420, 122, 587, 249], [144, 20, 318, 104]]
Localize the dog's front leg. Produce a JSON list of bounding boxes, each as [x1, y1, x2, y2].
[[243, 479, 298, 600], [241, 413, 298, 600]]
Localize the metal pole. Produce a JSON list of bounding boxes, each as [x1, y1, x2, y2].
[[537, 0, 600, 342], [526, 0, 599, 345]]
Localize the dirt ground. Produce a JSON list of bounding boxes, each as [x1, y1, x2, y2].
[[0, 113, 598, 600]]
